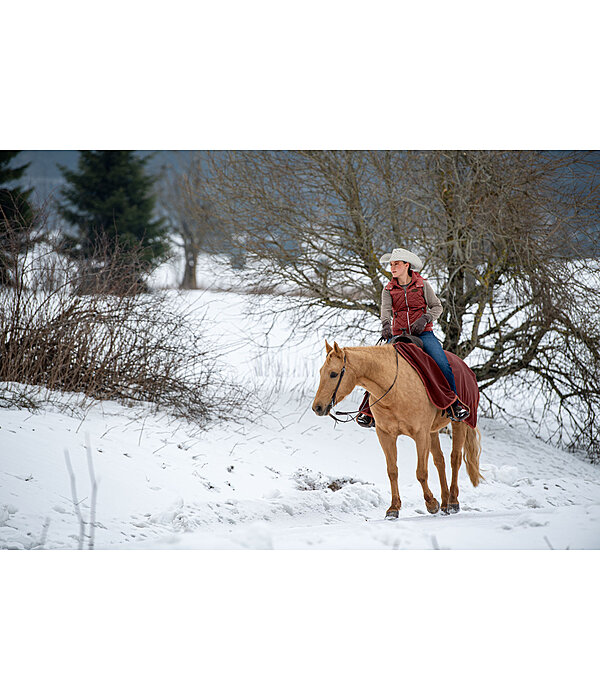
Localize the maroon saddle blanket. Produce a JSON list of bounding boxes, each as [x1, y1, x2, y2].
[[393, 342, 480, 429]]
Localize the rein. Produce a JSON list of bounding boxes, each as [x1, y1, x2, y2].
[[329, 346, 399, 424]]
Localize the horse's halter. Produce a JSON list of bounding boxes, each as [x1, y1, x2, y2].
[[328, 347, 400, 424]]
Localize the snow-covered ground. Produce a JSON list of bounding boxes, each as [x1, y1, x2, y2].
[[2, 282, 599, 550]]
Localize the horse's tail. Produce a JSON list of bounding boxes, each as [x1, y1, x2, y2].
[[463, 425, 483, 486]]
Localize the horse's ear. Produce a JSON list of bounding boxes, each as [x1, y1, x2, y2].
[[333, 341, 343, 357], [325, 340, 333, 355]]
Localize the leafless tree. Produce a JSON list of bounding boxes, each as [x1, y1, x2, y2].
[[401, 151, 600, 459], [184, 150, 600, 460], [157, 155, 224, 289]]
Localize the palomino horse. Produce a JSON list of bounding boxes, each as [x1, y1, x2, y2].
[[312, 341, 482, 518]]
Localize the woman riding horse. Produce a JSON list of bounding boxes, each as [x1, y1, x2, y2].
[[357, 247, 470, 427]]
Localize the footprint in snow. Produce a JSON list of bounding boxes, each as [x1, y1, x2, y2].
[[515, 514, 549, 528]]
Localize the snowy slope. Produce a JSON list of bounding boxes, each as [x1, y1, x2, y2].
[[1, 288, 600, 549]]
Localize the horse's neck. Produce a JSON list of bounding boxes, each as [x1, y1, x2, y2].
[[345, 346, 400, 395]]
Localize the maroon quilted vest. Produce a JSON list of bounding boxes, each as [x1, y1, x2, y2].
[[385, 271, 434, 334]]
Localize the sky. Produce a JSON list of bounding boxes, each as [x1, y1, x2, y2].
[[3, 6, 599, 150]]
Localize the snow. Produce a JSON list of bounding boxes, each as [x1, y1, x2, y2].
[[1, 282, 599, 550], [5, 269, 597, 700]]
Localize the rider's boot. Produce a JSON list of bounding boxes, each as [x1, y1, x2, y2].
[[446, 399, 470, 422], [357, 391, 375, 428]]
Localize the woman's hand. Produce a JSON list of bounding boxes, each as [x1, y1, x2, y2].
[[410, 315, 429, 335], [381, 320, 392, 340]]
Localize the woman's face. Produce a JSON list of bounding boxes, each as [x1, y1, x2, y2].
[[390, 260, 409, 278]]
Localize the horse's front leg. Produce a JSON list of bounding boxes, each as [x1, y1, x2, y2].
[[414, 431, 439, 514], [376, 428, 401, 519]]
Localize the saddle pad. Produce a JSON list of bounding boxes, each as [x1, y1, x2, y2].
[[393, 342, 480, 429]]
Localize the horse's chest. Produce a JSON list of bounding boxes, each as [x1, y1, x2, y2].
[[372, 405, 413, 436]]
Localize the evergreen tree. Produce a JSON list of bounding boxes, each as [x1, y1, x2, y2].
[[58, 151, 168, 270], [0, 151, 35, 285]]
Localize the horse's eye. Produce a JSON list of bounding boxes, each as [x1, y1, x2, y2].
[[330, 371, 338, 378]]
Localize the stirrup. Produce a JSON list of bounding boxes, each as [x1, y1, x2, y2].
[[446, 400, 470, 422], [356, 414, 375, 428]]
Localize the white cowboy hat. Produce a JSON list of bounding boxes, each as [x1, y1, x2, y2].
[[379, 247, 423, 271]]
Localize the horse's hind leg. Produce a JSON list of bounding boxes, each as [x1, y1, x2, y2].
[[449, 422, 468, 513], [430, 431, 450, 513], [415, 431, 439, 514], [376, 428, 401, 519]]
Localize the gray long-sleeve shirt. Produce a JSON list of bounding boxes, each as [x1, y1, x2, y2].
[[380, 279, 443, 324]]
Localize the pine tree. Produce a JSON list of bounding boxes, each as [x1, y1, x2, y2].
[[58, 151, 168, 270], [0, 151, 35, 285]]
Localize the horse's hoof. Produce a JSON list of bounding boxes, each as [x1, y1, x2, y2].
[[441, 503, 459, 515], [385, 510, 399, 520], [426, 499, 440, 514]]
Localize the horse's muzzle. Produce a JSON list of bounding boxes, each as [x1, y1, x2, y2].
[[312, 402, 330, 416]]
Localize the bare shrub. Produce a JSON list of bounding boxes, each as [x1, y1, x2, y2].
[[0, 218, 251, 425]]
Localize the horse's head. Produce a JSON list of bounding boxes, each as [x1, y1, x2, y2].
[[312, 340, 356, 417]]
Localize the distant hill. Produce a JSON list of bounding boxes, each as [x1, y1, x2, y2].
[[12, 150, 193, 203]]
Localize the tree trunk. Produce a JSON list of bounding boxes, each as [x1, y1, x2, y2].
[[180, 221, 199, 290], [181, 249, 198, 289]]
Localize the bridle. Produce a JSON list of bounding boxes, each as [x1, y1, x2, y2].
[[327, 346, 399, 424], [324, 363, 347, 416]]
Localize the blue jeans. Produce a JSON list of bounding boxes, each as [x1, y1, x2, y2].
[[388, 331, 457, 394]]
